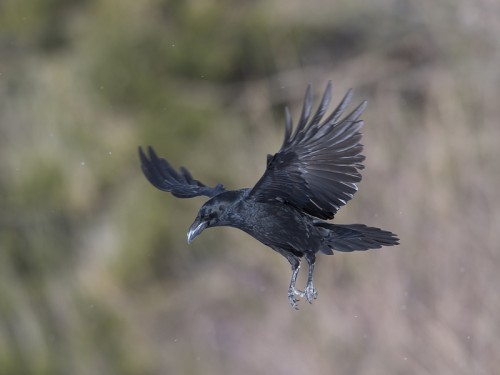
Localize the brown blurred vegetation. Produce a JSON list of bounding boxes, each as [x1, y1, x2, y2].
[[1, 0, 499, 374]]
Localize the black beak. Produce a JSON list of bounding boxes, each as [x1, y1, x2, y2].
[[187, 217, 208, 244]]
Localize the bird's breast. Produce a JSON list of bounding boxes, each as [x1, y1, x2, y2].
[[233, 200, 319, 253]]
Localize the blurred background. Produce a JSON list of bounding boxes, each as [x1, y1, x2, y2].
[[1, 0, 499, 374]]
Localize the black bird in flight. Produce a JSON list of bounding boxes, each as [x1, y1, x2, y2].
[[139, 81, 399, 309]]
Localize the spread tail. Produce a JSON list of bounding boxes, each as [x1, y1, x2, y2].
[[316, 222, 399, 254]]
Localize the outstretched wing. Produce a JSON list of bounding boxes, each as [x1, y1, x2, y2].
[[249, 81, 366, 220], [139, 146, 225, 198]]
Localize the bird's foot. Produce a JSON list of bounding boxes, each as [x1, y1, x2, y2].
[[304, 282, 318, 304], [288, 286, 305, 309]]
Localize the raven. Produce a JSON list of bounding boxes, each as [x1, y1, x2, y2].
[[139, 81, 399, 309]]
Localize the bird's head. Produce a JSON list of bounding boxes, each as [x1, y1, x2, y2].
[[187, 190, 244, 244]]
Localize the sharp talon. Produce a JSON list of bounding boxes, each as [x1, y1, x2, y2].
[[288, 295, 299, 309], [304, 283, 318, 304]]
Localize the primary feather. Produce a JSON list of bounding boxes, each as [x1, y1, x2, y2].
[[250, 80, 366, 219]]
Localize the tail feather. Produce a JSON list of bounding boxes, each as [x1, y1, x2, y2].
[[316, 222, 399, 253]]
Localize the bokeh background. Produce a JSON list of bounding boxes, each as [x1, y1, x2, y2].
[[1, 0, 499, 374]]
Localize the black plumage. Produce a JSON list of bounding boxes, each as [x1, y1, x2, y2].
[[139, 81, 399, 309]]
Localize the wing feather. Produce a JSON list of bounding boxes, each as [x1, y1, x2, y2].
[[296, 84, 313, 134], [139, 146, 225, 198], [282, 107, 293, 148], [250, 81, 367, 219]]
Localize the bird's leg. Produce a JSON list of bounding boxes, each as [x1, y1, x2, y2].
[[304, 253, 318, 303], [287, 257, 304, 309]]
